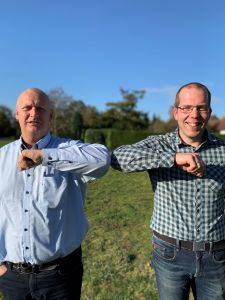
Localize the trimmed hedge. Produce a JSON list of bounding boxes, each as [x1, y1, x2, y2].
[[84, 129, 225, 150], [84, 128, 151, 150]]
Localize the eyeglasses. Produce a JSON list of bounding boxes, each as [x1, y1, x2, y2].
[[176, 105, 210, 113]]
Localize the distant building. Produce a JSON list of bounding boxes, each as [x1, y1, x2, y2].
[[217, 117, 225, 135]]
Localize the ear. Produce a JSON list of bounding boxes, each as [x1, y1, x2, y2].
[[15, 108, 19, 121], [172, 106, 178, 121], [208, 107, 212, 120]]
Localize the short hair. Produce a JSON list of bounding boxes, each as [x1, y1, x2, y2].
[[174, 82, 211, 107], [16, 88, 52, 109]]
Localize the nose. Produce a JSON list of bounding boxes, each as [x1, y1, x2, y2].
[[29, 107, 39, 116], [190, 107, 201, 117]]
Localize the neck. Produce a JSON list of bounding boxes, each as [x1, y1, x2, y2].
[[21, 138, 36, 149], [179, 130, 207, 148], [21, 134, 44, 148]]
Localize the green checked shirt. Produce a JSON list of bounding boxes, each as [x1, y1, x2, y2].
[[111, 130, 225, 242]]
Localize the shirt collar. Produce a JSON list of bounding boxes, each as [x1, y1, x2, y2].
[[20, 133, 52, 150], [174, 128, 214, 149]]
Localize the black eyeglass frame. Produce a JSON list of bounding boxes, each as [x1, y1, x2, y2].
[[176, 105, 210, 113]]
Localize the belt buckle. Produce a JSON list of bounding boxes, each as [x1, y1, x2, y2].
[[19, 263, 34, 273], [193, 242, 206, 251]]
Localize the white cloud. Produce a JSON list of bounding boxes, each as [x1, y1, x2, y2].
[[145, 85, 178, 103]]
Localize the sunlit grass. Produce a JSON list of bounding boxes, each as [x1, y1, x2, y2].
[[82, 169, 157, 299]]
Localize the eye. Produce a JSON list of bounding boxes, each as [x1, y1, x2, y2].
[[181, 106, 192, 112], [22, 106, 32, 111], [36, 107, 45, 112], [198, 106, 209, 112]]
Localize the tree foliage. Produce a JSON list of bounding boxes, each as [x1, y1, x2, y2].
[[102, 88, 149, 129], [0, 106, 17, 137], [72, 111, 83, 139], [48, 88, 86, 137], [48, 88, 104, 138]]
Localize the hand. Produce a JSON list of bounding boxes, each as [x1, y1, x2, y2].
[[0, 264, 7, 276], [175, 153, 205, 177], [17, 149, 43, 171]]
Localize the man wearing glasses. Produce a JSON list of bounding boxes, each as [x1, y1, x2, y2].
[[111, 82, 225, 299]]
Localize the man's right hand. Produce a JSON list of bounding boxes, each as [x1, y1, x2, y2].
[[175, 153, 205, 177], [0, 264, 7, 276], [17, 149, 43, 171]]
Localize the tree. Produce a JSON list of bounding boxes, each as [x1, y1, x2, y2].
[[102, 88, 149, 130], [47, 88, 86, 137], [0, 106, 17, 137], [149, 115, 168, 134], [207, 115, 220, 132], [82, 106, 103, 129], [72, 111, 83, 139]]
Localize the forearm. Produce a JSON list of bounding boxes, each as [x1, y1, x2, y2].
[[111, 144, 175, 172], [42, 143, 110, 178], [17, 143, 110, 179]]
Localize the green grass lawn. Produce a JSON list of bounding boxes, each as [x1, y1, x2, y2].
[[82, 169, 157, 300]]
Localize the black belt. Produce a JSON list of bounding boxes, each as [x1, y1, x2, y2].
[[5, 246, 81, 274], [153, 231, 225, 252]]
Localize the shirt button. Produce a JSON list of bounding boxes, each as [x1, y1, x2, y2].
[[48, 156, 52, 160], [27, 174, 31, 177], [24, 228, 28, 231], [25, 247, 29, 250], [26, 191, 29, 194], [24, 209, 28, 212]]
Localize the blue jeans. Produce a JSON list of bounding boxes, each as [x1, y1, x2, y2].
[[151, 234, 225, 300], [0, 248, 83, 300]]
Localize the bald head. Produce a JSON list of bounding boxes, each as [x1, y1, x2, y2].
[[16, 88, 50, 108], [174, 82, 211, 107], [16, 88, 53, 147]]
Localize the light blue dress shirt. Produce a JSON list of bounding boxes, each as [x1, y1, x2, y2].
[[0, 133, 110, 264]]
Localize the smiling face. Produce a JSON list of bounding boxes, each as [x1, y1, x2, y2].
[[16, 88, 53, 147], [173, 85, 211, 147]]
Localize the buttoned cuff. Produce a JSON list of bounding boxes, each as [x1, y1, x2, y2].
[[42, 149, 59, 166]]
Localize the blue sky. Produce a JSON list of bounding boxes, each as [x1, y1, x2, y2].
[[0, 0, 225, 120]]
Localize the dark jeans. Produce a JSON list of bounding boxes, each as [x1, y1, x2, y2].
[[151, 234, 225, 300], [0, 247, 83, 300]]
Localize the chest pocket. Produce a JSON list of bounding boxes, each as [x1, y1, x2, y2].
[[39, 167, 69, 208], [205, 163, 225, 192]]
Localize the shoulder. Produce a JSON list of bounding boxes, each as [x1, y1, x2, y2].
[[49, 136, 106, 150], [0, 139, 20, 152], [0, 139, 20, 162], [208, 133, 225, 146], [48, 135, 80, 148], [135, 131, 177, 146]]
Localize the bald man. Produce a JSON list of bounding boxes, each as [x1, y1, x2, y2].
[[0, 88, 110, 300]]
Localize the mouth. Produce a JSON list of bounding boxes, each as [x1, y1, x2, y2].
[[186, 121, 204, 131], [27, 121, 40, 126], [187, 122, 201, 127]]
